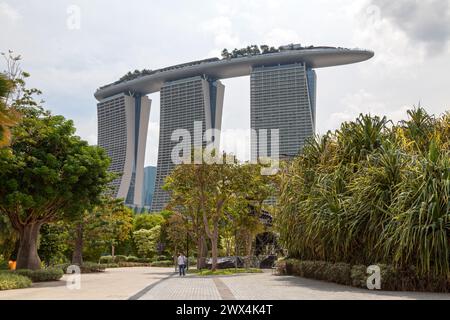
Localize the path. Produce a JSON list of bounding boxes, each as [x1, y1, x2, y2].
[[1, 267, 449, 300]]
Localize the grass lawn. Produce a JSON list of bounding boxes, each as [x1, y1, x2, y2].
[[187, 268, 263, 276]]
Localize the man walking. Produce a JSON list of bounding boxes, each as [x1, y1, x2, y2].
[[177, 253, 187, 277]]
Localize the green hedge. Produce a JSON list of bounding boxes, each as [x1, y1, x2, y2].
[[150, 260, 174, 267], [277, 259, 449, 292], [99, 256, 114, 264], [0, 273, 32, 290], [15, 268, 64, 282], [118, 262, 151, 268], [99, 255, 147, 264], [126, 256, 139, 262]]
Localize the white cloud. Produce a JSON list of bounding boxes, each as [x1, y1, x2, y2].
[[325, 89, 410, 132], [202, 16, 241, 57], [265, 28, 301, 47], [0, 2, 20, 22]]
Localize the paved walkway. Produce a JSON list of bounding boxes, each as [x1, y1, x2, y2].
[[138, 270, 450, 300], [0, 267, 170, 300], [1, 267, 449, 300]]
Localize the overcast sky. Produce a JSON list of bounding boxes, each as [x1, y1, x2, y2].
[[1, 0, 449, 166]]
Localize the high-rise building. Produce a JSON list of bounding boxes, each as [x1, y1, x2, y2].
[[250, 63, 316, 161], [95, 46, 373, 211], [151, 76, 225, 212], [97, 93, 151, 207], [142, 166, 157, 209]]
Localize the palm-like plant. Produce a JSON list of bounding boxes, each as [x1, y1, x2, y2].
[[277, 109, 449, 281]]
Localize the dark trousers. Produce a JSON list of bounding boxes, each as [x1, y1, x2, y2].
[[179, 264, 186, 276]]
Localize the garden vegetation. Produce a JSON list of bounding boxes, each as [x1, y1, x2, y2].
[[277, 108, 449, 290]]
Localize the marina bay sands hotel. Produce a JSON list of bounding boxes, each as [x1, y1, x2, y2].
[[94, 45, 374, 211]]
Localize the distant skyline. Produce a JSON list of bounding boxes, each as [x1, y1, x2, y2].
[[1, 0, 449, 165]]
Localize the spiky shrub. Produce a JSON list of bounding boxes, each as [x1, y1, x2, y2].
[[277, 108, 450, 284]]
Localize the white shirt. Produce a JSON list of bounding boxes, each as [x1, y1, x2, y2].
[[177, 255, 186, 265]]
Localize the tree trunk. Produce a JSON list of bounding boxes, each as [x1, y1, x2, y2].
[[197, 235, 207, 269], [16, 223, 42, 270], [72, 222, 84, 266], [245, 233, 253, 268], [211, 236, 218, 271], [111, 244, 115, 259], [210, 223, 219, 271]]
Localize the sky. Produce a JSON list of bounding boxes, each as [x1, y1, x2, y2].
[[1, 0, 449, 166]]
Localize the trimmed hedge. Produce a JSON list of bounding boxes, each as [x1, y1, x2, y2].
[[277, 259, 450, 292], [126, 256, 139, 262], [99, 255, 148, 264], [150, 260, 174, 267], [0, 273, 32, 290], [280, 260, 351, 285], [15, 268, 64, 282], [99, 256, 114, 264], [117, 262, 151, 268]]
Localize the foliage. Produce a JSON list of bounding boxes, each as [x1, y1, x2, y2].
[[14, 267, 64, 282], [0, 272, 32, 290], [221, 45, 279, 59], [77, 197, 133, 262], [38, 223, 69, 266], [0, 215, 17, 260], [0, 105, 112, 269], [278, 259, 449, 292], [165, 151, 275, 271], [133, 213, 165, 231], [150, 260, 174, 267], [277, 108, 450, 281], [126, 256, 139, 262], [133, 225, 161, 258]]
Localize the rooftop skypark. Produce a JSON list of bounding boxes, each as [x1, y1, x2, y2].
[[98, 44, 357, 90]]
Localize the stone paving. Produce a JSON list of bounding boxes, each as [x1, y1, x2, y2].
[[1, 267, 449, 300], [137, 270, 450, 300]]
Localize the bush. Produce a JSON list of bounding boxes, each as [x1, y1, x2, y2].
[[100, 263, 119, 269], [118, 262, 151, 268], [350, 265, 367, 288], [99, 256, 114, 264], [15, 268, 64, 282], [80, 262, 106, 273], [54, 262, 106, 274], [151, 260, 174, 267], [114, 255, 127, 263], [152, 255, 171, 262], [0, 273, 32, 290], [279, 259, 450, 292], [126, 256, 139, 262]]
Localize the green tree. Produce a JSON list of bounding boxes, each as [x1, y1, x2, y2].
[[165, 151, 274, 270], [72, 198, 133, 264], [133, 225, 161, 258], [133, 213, 165, 231], [0, 109, 112, 270]]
